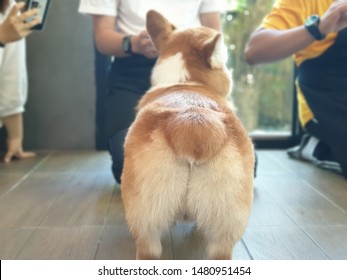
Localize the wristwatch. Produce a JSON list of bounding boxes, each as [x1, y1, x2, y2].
[[122, 35, 133, 54], [305, 15, 326, 41], [0, 42, 4, 48]]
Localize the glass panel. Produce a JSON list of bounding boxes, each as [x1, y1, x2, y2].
[[223, 0, 294, 137]]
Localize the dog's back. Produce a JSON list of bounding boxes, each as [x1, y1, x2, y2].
[[121, 10, 254, 260]]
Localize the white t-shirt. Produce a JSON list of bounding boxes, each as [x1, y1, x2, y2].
[[0, 0, 28, 124], [78, 0, 226, 34]]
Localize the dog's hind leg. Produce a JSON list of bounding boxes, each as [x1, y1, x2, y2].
[[135, 229, 163, 260], [122, 134, 190, 260], [186, 142, 254, 260], [205, 233, 235, 260]]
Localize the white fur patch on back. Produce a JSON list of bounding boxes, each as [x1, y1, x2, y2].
[[210, 36, 228, 69], [151, 53, 190, 86]]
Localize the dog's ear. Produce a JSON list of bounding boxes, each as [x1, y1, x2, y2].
[[146, 10, 176, 51], [203, 33, 228, 69]]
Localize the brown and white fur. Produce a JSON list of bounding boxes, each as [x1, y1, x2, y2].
[[121, 10, 254, 260]]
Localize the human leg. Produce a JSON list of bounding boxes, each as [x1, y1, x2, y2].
[[287, 120, 343, 174], [2, 113, 35, 163], [105, 56, 155, 183], [106, 89, 144, 183]]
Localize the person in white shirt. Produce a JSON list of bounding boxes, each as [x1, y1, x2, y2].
[[79, 0, 226, 183], [0, 0, 40, 163]]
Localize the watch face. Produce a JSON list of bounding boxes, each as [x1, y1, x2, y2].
[[305, 14, 325, 40], [306, 15, 319, 26]]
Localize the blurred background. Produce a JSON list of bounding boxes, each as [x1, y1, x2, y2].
[[0, 0, 297, 152], [223, 0, 295, 147]]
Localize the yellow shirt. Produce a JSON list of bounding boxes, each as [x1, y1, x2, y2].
[[261, 0, 337, 126]]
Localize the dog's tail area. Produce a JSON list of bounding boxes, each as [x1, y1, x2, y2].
[[161, 106, 229, 163]]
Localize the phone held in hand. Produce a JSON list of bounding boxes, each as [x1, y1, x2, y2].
[[24, 0, 51, 30]]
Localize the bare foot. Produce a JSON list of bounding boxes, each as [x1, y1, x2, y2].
[[4, 150, 36, 163], [4, 138, 36, 163]]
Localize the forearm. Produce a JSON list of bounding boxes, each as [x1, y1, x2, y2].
[[92, 15, 130, 57], [94, 27, 154, 58], [92, 15, 158, 58], [94, 28, 125, 56], [244, 26, 315, 65]]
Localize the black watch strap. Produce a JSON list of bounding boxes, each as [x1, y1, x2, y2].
[[305, 15, 326, 41], [122, 35, 133, 54]]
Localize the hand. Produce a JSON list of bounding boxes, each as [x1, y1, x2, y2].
[[319, 0, 347, 35], [131, 30, 158, 59], [0, 2, 41, 44]]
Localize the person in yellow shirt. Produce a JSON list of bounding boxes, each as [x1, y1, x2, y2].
[[244, 0, 347, 179]]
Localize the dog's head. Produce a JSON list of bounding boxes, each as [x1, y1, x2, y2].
[[146, 10, 232, 98]]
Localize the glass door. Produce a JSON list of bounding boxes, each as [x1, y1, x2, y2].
[[223, 0, 296, 147]]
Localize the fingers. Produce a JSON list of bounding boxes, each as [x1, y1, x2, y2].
[[18, 8, 40, 23], [139, 32, 157, 52], [9, 3, 40, 30], [143, 48, 158, 59], [321, 1, 347, 33], [8, 2, 25, 18], [143, 44, 158, 58], [134, 31, 158, 58], [138, 30, 153, 45], [331, 1, 347, 14], [8, 9, 41, 39], [22, 16, 42, 30], [139, 30, 149, 37]]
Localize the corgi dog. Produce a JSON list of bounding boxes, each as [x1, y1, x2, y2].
[[121, 10, 254, 260]]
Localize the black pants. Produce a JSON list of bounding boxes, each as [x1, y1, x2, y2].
[[297, 27, 347, 179], [106, 89, 143, 183], [106, 56, 156, 183]]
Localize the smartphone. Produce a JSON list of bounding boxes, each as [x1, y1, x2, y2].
[[24, 0, 51, 30]]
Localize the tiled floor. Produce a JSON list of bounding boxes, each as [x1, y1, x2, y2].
[[0, 150, 346, 259]]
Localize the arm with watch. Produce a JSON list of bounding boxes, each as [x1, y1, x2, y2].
[[244, 0, 347, 65], [92, 15, 158, 59]]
